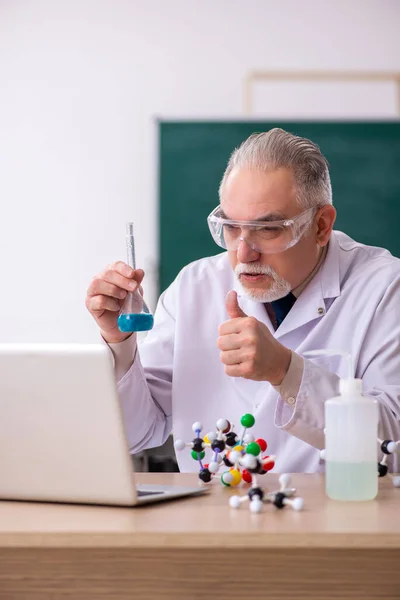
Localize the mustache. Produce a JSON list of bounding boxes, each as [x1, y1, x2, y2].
[[235, 263, 277, 278]]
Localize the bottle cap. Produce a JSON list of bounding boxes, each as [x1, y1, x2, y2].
[[339, 378, 363, 396]]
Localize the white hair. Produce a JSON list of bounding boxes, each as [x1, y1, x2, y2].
[[219, 128, 332, 209]]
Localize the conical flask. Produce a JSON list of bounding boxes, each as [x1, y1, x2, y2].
[[117, 222, 154, 333]]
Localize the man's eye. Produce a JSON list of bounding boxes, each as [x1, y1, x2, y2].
[[224, 224, 240, 231], [261, 226, 280, 233]]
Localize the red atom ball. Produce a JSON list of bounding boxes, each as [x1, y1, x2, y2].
[[242, 469, 253, 483], [256, 438, 267, 452], [262, 455, 275, 472]]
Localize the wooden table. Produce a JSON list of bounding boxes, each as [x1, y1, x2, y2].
[[0, 473, 399, 599]]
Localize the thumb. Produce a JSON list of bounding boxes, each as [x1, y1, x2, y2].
[[226, 290, 247, 319]]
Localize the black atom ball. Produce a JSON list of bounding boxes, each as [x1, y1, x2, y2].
[[211, 439, 226, 452], [225, 432, 239, 447], [223, 456, 233, 467], [248, 487, 264, 501], [199, 468, 212, 483], [273, 492, 286, 509], [192, 437, 204, 453], [378, 462, 388, 477]]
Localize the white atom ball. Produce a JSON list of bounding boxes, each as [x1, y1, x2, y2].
[[292, 497, 304, 511], [279, 474, 291, 489], [229, 496, 241, 509], [174, 440, 185, 451], [209, 461, 219, 474], [241, 454, 257, 470], [223, 472, 234, 484], [229, 450, 241, 464], [207, 431, 217, 442], [192, 422, 203, 433], [243, 433, 255, 444], [250, 499, 263, 514], [216, 418, 229, 431]]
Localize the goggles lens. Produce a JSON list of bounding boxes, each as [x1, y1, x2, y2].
[[207, 206, 316, 254]]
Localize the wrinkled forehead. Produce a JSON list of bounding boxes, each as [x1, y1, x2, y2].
[[220, 166, 298, 221]]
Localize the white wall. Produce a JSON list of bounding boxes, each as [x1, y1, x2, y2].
[[0, 0, 399, 342]]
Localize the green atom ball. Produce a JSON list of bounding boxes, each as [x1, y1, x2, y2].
[[246, 441, 261, 456], [191, 450, 205, 460], [240, 413, 255, 428]]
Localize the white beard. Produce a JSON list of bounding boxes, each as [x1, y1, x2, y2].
[[234, 263, 292, 302]]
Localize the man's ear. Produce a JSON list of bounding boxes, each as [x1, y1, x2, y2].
[[315, 205, 336, 246]]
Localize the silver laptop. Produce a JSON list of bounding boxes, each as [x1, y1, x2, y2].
[[0, 343, 206, 506]]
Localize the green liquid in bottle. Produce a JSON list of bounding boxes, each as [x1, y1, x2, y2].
[[326, 461, 378, 501]]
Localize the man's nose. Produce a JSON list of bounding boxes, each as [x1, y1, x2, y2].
[[237, 237, 261, 263]]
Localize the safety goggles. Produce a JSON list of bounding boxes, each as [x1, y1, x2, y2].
[[207, 206, 317, 254]]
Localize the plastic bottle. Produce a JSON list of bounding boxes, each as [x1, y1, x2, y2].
[[325, 378, 378, 501]]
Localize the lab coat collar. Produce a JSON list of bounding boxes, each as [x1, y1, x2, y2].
[[233, 231, 341, 339]]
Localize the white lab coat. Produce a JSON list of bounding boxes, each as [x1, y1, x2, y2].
[[116, 231, 400, 472]]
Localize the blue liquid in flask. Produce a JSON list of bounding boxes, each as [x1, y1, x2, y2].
[[117, 221, 154, 334], [118, 312, 154, 333]]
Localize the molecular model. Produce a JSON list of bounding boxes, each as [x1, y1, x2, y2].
[[377, 438, 400, 487], [320, 437, 400, 488], [229, 473, 304, 514], [174, 413, 304, 513]]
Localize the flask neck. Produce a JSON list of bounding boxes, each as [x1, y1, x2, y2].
[[125, 222, 136, 270], [126, 239, 136, 270]]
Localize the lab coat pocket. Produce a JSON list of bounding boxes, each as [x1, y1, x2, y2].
[[301, 352, 348, 381], [228, 375, 272, 412]]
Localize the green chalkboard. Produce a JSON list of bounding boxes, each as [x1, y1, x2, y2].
[[159, 121, 400, 293]]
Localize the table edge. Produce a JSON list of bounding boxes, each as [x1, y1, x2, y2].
[[1, 532, 400, 549]]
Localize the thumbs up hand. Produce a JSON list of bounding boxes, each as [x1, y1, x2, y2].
[[225, 289, 248, 319], [217, 290, 291, 384]]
